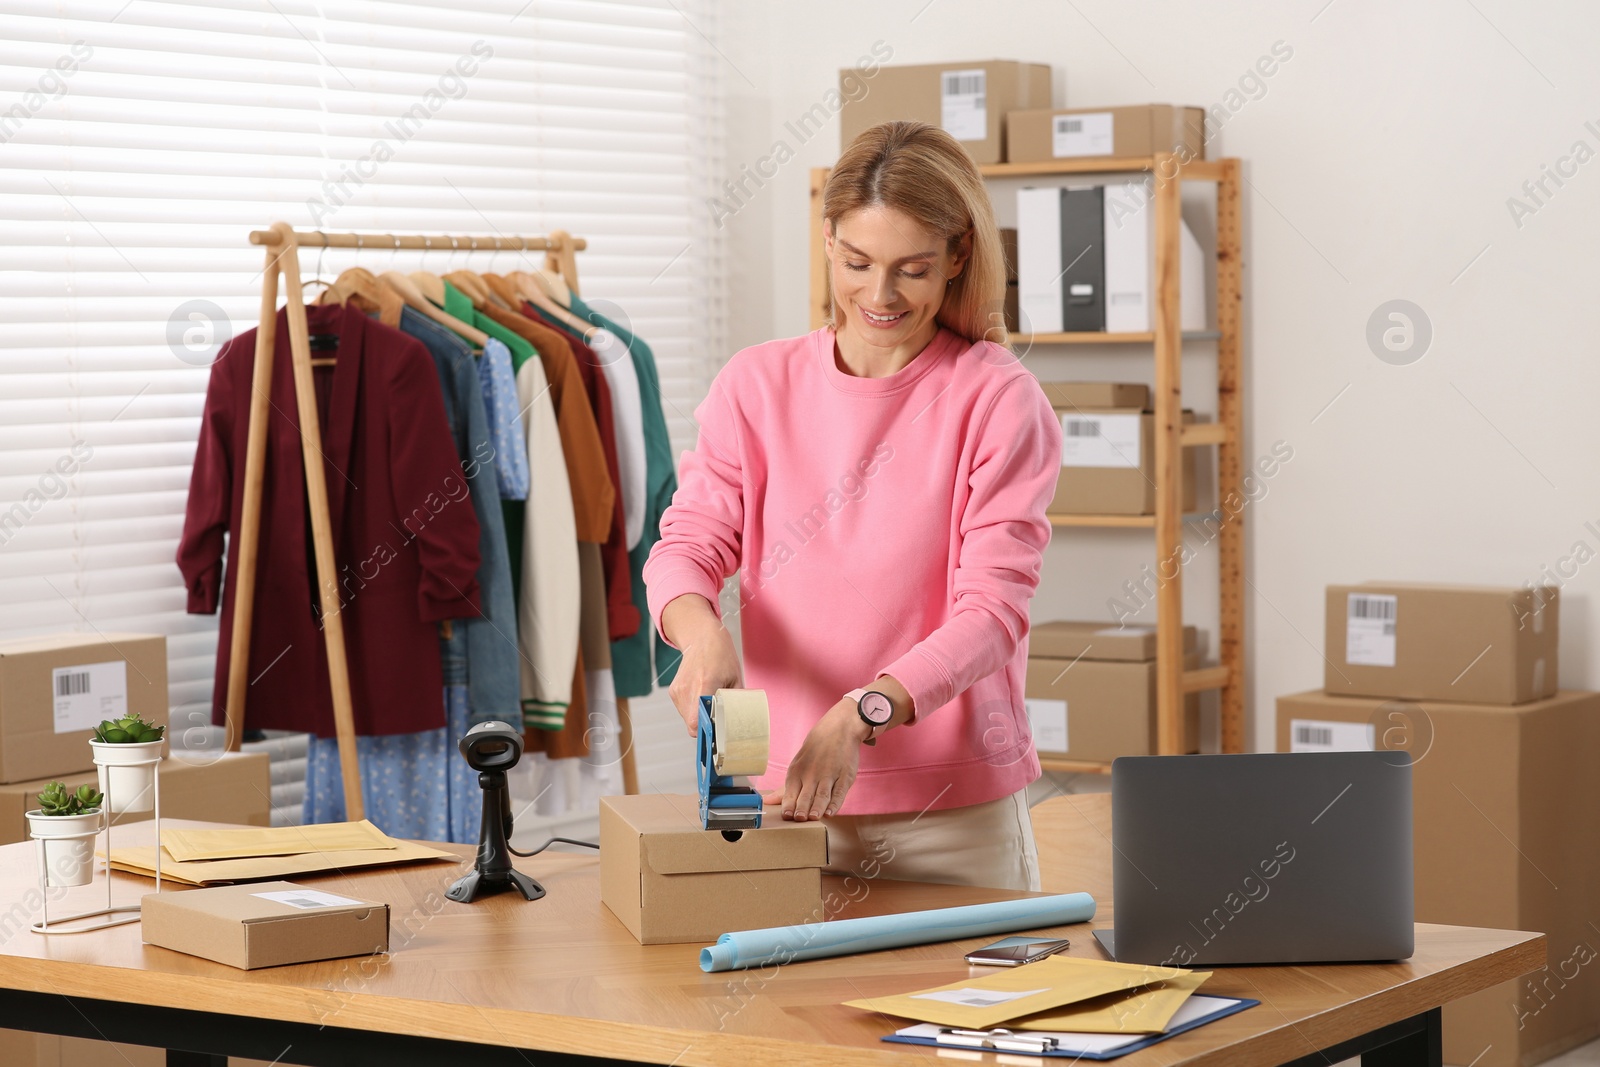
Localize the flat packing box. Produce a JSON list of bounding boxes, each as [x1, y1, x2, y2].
[[1277, 689, 1600, 1067], [600, 793, 828, 945], [0, 750, 270, 845], [141, 880, 389, 970], [1008, 104, 1206, 163], [1040, 380, 1151, 412], [1027, 622, 1201, 763], [1325, 582, 1557, 704], [839, 59, 1051, 165], [1048, 409, 1198, 515], [0, 632, 167, 783]]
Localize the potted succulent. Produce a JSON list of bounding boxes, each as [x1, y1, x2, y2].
[[89, 713, 166, 814], [26, 781, 104, 887]]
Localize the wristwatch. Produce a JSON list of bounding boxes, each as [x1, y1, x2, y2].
[[847, 687, 894, 746]]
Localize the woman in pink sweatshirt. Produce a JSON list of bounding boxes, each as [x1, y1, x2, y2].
[[644, 120, 1062, 891]]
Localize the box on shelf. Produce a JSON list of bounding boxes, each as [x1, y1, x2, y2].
[[839, 59, 1051, 165], [1324, 583, 1558, 705], [600, 793, 828, 945], [1040, 381, 1150, 411], [1047, 409, 1199, 515], [141, 881, 389, 970], [1007, 104, 1206, 163], [0, 749, 271, 846], [0, 632, 167, 784], [1027, 622, 1201, 763], [1277, 689, 1600, 1067]]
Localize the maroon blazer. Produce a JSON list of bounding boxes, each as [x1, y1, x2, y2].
[[178, 302, 482, 737]]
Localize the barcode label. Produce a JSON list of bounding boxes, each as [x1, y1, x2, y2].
[[1289, 718, 1375, 753], [1350, 595, 1397, 621], [1060, 413, 1141, 469], [1346, 593, 1399, 667], [254, 889, 366, 910], [56, 671, 90, 697], [52, 660, 128, 734], [1053, 111, 1114, 157], [940, 68, 987, 141]]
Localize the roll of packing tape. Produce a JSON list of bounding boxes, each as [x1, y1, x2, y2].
[[710, 689, 769, 777]]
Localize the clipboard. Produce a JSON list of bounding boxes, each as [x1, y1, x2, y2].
[[883, 994, 1258, 1060]]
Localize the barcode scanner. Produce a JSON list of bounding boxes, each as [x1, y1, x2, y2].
[[446, 721, 543, 904]]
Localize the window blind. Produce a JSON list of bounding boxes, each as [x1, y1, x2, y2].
[[0, 0, 723, 789]]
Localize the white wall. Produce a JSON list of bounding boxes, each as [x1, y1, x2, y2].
[[713, 0, 1600, 754]]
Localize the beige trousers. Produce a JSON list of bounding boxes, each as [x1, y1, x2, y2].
[[821, 789, 1042, 892]]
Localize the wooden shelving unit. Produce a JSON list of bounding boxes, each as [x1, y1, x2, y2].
[[808, 151, 1245, 763]]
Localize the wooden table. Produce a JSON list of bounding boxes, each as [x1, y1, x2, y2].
[[0, 820, 1543, 1066]]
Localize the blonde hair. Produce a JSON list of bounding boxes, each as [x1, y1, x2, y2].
[[823, 120, 1007, 347]]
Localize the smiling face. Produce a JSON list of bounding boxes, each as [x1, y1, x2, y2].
[[826, 204, 968, 354]]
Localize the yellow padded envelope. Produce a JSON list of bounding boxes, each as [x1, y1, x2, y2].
[[160, 820, 398, 862], [843, 956, 1189, 1030], [1009, 971, 1212, 1033], [106, 838, 455, 886]]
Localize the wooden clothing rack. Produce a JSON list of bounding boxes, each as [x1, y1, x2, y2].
[[229, 221, 639, 821]]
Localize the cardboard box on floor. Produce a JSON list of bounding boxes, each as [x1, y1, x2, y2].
[[600, 793, 827, 945], [1027, 622, 1202, 762], [839, 59, 1052, 165], [1324, 583, 1558, 704], [1007, 104, 1206, 164], [1048, 409, 1199, 515], [1277, 689, 1600, 1067], [0, 750, 271, 846], [0, 632, 167, 784]]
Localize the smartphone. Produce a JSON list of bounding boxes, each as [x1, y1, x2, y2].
[[963, 937, 1071, 966]]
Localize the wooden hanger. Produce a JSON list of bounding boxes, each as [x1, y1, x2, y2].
[[444, 270, 493, 308], [317, 239, 405, 327], [408, 235, 448, 306], [504, 262, 592, 336], [532, 266, 573, 308], [379, 268, 488, 349]]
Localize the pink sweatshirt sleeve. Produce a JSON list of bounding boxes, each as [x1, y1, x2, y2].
[[643, 373, 743, 649], [877, 375, 1061, 722]]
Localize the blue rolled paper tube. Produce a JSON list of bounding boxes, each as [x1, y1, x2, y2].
[[699, 892, 1096, 972]]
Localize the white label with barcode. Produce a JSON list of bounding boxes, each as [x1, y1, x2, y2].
[[940, 68, 987, 141], [1346, 593, 1398, 667], [1026, 698, 1068, 753], [52, 660, 128, 734], [1061, 413, 1141, 469], [1053, 111, 1113, 157], [253, 889, 365, 910], [1290, 719, 1375, 753]]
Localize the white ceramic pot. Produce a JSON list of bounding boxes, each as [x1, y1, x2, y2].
[[25, 809, 103, 887], [90, 739, 165, 814]]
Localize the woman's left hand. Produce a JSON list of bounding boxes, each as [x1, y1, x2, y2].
[[763, 698, 868, 821]]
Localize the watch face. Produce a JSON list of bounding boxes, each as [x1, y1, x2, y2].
[[860, 691, 894, 725]]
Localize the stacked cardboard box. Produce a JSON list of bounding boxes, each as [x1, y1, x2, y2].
[[1039, 383, 1200, 515], [1026, 621, 1201, 762], [1008, 104, 1206, 163], [1278, 582, 1595, 1067], [838, 59, 1052, 165]]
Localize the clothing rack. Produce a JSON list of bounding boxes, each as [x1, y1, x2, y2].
[[230, 221, 637, 822]]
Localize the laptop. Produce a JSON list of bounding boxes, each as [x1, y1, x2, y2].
[[1093, 751, 1414, 966]]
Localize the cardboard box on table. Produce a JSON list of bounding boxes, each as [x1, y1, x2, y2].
[[0, 632, 167, 783], [600, 793, 828, 945], [0, 749, 271, 846], [1047, 409, 1199, 515], [1324, 583, 1558, 704], [839, 59, 1052, 165], [141, 881, 390, 970], [1277, 688, 1600, 1067], [1007, 104, 1206, 163], [1026, 621, 1201, 762]]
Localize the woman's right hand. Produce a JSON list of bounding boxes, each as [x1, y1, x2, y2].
[[662, 594, 742, 735]]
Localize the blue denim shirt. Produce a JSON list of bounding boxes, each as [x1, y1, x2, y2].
[[397, 307, 520, 726]]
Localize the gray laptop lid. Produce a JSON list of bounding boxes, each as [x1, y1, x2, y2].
[[1105, 751, 1413, 966]]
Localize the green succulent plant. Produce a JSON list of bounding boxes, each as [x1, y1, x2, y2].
[[91, 712, 165, 744], [37, 780, 103, 816]]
